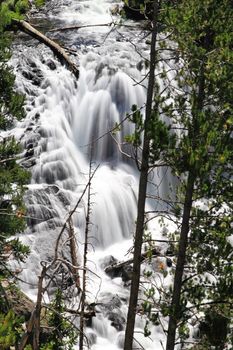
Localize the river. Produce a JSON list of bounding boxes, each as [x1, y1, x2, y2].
[[9, 1, 175, 348]]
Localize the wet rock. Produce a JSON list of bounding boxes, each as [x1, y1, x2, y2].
[[22, 70, 34, 80], [25, 148, 34, 157], [166, 258, 172, 267], [22, 66, 43, 86], [27, 204, 58, 226], [23, 132, 40, 148], [99, 255, 118, 270], [26, 143, 34, 150], [121, 265, 133, 282], [26, 126, 34, 132], [34, 112, 40, 120], [28, 58, 37, 68], [45, 185, 60, 194], [46, 58, 57, 70], [107, 311, 125, 331], [97, 293, 122, 312], [21, 157, 36, 168], [104, 259, 133, 282], [86, 331, 97, 346]]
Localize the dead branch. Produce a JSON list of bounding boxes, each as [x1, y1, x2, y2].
[[53, 165, 99, 263], [13, 19, 79, 78], [49, 22, 113, 32], [48, 22, 137, 33]]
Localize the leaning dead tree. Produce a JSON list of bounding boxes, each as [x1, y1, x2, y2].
[[13, 19, 80, 78], [18, 166, 99, 349]]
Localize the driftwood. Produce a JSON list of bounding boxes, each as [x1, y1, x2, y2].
[[13, 19, 79, 78], [65, 308, 95, 318], [49, 22, 113, 32], [104, 247, 160, 275]]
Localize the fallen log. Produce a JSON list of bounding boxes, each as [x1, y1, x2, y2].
[[104, 247, 160, 276], [13, 19, 79, 79]]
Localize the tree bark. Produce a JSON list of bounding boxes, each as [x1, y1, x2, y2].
[[166, 63, 206, 350], [79, 161, 92, 350], [165, 174, 195, 350], [68, 218, 81, 292], [123, 2, 160, 349], [33, 266, 46, 350], [13, 19, 79, 79]]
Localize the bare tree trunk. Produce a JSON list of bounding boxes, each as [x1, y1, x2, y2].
[[79, 161, 92, 350], [165, 174, 195, 350], [68, 217, 81, 292], [166, 64, 206, 350], [123, 1, 160, 349], [13, 19, 79, 78], [33, 266, 46, 350]]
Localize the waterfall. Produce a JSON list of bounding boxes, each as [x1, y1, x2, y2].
[[7, 1, 175, 348]]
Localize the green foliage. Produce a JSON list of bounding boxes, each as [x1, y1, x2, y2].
[[125, 0, 233, 347], [34, 0, 45, 7], [0, 0, 30, 277], [163, 0, 232, 347], [0, 310, 24, 348], [0, 9, 30, 350], [42, 289, 78, 350]]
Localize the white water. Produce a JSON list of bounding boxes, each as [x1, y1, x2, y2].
[[9, 1, 177, 348]]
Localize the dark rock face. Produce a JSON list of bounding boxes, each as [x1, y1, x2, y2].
[[25, 186, 70, 228], [22, 66, 44, 86], [123, 0, 153, 20], [46, 58, 57, 70], [121, 264, 133, 282], [95, 293, 126, 332], [21, 157, 36, 168], [97, 294, 123, 312], [104, 256, 133, 283], [106, 311, 125, 331]]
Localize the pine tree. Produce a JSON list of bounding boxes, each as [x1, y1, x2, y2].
[[122, 0, 233, 348], [0, 1, 30, 348], [163, 1, 233, 348]]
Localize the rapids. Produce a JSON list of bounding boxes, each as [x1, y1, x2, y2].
[[8, 0, 176, 348]]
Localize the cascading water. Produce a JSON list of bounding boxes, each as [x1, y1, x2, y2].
[[8, 1, 176, 348]]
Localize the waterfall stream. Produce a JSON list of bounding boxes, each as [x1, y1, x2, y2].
[[8, 1, 176, 348]]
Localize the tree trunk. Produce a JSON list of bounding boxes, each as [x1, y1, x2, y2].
[[33, 265, 47, 350], [123, 2, 160, 349], [68, 218, 81, 292], [13, 19, 79, 78], [165, 173, 195, 350], [166, 63, 206, 350], [79, 161, 92, 350]]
